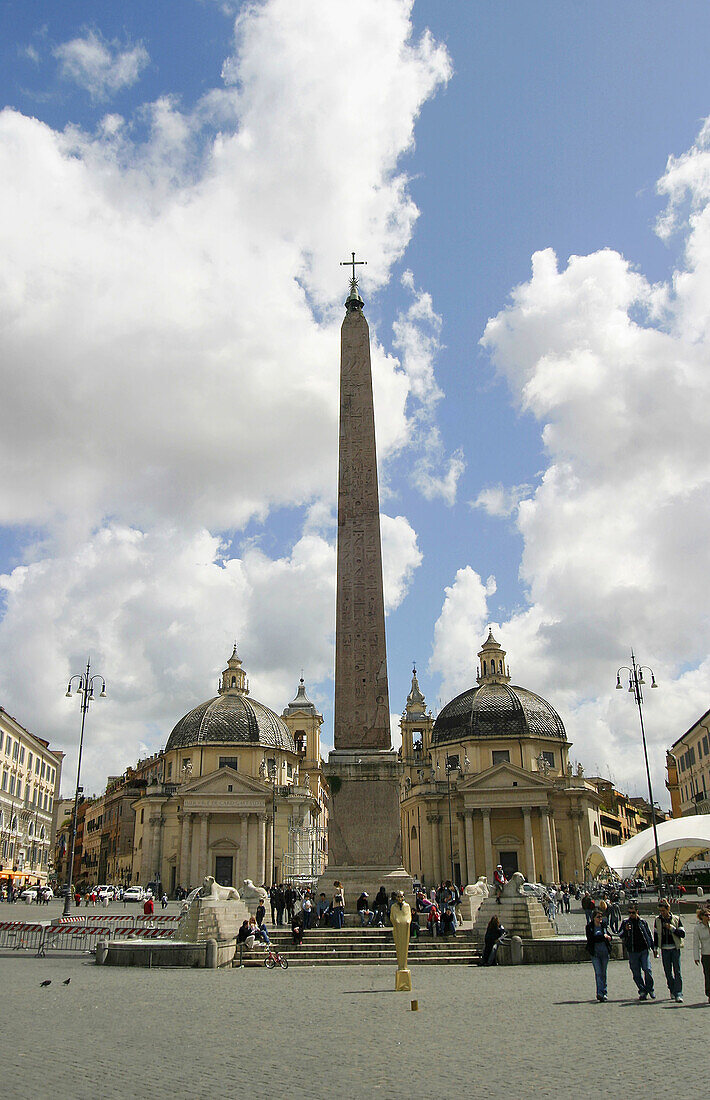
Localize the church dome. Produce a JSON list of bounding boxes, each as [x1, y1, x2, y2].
[[165, 647, 295, 753], [431, 631, 566, 745]]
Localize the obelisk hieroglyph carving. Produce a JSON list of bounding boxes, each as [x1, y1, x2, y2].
[[318, 258, 412, 902]]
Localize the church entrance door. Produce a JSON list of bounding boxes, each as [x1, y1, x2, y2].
[[499, 851, 518, 879], [214, 855, 233, 887]]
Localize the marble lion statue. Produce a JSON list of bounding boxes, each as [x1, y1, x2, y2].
[[465, 876, 489, 898], [240, 879, 269, 902], [201, 875, 241, 902], [501, 871, 525, 898]]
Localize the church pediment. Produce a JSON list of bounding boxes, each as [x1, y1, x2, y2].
[[180, 767, 269, 798], [458, 761, 551, 792]]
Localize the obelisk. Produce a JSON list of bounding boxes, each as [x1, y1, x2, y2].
[[318, 257, 412, 904]]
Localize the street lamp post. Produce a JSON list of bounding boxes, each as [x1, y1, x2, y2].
[[616, 650, 664, 897], [63, 658, 106, 916], [438, 753, 470, 885]]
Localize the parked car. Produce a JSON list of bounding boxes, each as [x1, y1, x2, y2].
[[97, 885, 114, 900], [122, 886, 145, 902], [20, 886, 53, 902]]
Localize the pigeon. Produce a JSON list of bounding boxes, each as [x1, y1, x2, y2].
[[40, 980, 51, 987], [63, 978, 71, 985]]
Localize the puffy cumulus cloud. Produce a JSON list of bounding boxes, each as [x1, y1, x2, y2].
[[429, 568, 496, 704], [430, 118, 710, 800], [0, 0, 450, 537], [381, 513, 422, 613], [0, 523, 337, 792], [53, 30, 149, 100]]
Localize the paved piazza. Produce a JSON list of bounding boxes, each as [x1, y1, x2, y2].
[[2, 922, 709, 1099]]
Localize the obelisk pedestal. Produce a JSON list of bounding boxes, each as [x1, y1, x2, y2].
[[318, 267, 412, 906]]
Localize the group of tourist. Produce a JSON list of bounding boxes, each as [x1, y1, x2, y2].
[[585, 897, 710, 1003]]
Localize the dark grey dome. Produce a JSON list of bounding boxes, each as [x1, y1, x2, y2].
[[166, 693, 295, 752], [432, 682, 566, 745]]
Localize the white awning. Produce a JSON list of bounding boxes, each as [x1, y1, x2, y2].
[[586, 814, 710, 878]]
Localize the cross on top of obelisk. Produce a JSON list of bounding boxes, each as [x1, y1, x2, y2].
[[340, 251, 366, 285], [340, 252, 366, 311]]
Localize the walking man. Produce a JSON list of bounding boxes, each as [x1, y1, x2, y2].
[[619, 903, 656, 1000], [653, 899, 685, 1002]]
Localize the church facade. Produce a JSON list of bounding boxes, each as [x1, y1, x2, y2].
[[399, 631, 604, 887], [131, 647, 327, 894]]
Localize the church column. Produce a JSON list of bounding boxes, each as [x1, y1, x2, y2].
[[522, 807, 536, 882], [239, 813, 249, 882], [456, 812, 467, 886], [178, 812, 192, 888], [256, 813, 266, 887], [481, 809, 494, 882], [265, 811, 274, 887], [572, 810, 585, 881], [550, 814, 560, 880], [540, 807, 555, 884], [198, 814, 209, 881], [428, 814, 442, 884], [464, 811, 476, 886]]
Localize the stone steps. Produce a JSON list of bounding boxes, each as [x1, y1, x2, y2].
[[245, 927, 481, 967]]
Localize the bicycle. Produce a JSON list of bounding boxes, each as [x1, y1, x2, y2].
[[264, 946, 288, 969]]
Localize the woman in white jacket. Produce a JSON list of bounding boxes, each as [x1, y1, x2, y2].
[[693, 908, 710, 1003]]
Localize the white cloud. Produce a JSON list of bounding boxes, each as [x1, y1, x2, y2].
[[429, 117, 710, 803], [0, 0, 451, 792], [381, 514, 423, 612], [429, 567, 496, 704], [54, 30, 149, 100], [472, 483, 532, 517], [393, 271, 465, 503]]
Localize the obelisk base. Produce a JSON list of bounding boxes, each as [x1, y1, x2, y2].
[[317, 749, 413, 903]]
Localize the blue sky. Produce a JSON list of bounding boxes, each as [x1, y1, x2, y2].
[[2, 0, 710, 805]]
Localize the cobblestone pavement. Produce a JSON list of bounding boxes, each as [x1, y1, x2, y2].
[[2, 948, 708, 1100]]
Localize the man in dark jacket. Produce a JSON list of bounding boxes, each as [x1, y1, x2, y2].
[[619, 903, 657, 1000]]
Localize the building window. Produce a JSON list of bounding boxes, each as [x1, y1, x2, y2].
[[9, 776, 15, 795], [219, 757, 239, 771], [19, 747, 25, 765], [140, 809, 144, 824], [12, 741, 19, 760], [411, 825, 417, 839], [704, 735, 709, 756], [28, 752, 33, 770], [4, 735, 10, 754], [492, 750, 510, 766], [41, 761, 45, 778], [1, 771, 6, 791], [167, 762, 172, 779], [541, 751, 555, 769], [446, 754, 460, 771]]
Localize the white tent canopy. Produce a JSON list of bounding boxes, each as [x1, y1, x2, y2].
[[586, 814, 710, 879]]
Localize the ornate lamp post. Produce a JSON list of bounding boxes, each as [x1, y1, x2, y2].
[[616, 651, 664, 896], [63, 659, 106, 916]]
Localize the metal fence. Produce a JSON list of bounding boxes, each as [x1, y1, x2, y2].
[[0, 918, 177, 956]]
